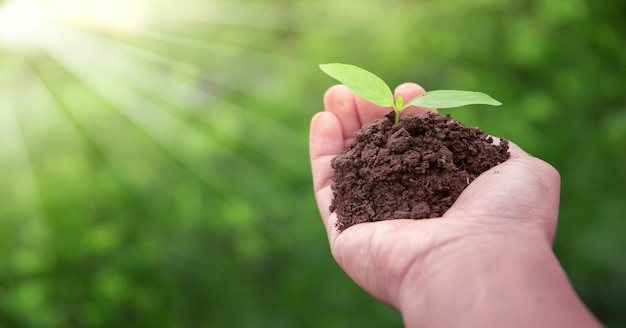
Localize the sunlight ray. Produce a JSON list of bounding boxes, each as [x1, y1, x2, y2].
[[44, 25, 305, 173], [124, 79, 303, 175], [75, 27, 307, 150], [148, 0, 357, 37], [1, 0, 308, 177], [65, 27, 270, 97], [23, 56, 155, 199], [67, 26, 304, 126], [0, 81, 50, 251], [76, 25, 304, 67], [33, 26, 270, 191], [96, 33, 306, 173]]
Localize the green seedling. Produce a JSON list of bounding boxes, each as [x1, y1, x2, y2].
[[319, 63, 502, 124]]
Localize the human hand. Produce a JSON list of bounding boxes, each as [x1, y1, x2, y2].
[[309, 83, 561, 308]]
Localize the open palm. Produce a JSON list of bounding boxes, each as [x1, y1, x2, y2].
[[309, 83, 561, 308]]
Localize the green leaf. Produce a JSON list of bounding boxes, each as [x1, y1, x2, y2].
[[319, 63, 394, 108], [406, 90, 502, 109]]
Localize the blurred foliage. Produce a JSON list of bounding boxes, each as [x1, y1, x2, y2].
[[0, 0, 625, 327]]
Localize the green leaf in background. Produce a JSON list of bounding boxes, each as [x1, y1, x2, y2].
[[319, 63, 395, 108], [406, 90, 502, 109]]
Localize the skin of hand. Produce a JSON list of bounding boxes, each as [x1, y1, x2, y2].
[[309, 83, 601, 327]]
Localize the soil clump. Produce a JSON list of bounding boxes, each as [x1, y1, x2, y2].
[[330, 112, 510, 231]]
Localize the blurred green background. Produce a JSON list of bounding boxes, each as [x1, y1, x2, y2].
[[0, 0, 624, 327]]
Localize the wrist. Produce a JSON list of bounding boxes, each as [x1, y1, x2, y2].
[[396, 230, 599, 327]]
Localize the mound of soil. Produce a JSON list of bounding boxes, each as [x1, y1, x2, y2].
[[330, 112, 510, 231]]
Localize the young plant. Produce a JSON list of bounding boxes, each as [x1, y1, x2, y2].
[[319, 63, 502, 124]]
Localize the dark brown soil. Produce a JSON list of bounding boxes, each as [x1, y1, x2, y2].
[[330, 112, 510, 231]]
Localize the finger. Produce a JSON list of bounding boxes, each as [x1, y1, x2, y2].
[[323, 85, 363, 147], [309, 111, 343, 235], [393, 83, 437, 116]]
